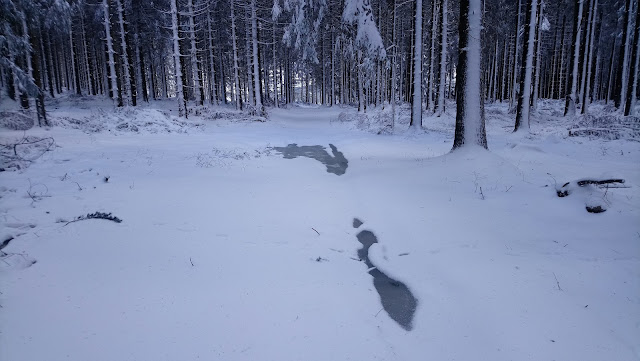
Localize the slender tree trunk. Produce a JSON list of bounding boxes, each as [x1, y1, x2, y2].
[[45, 31, 55, 97], [170, 0, 186, 116], [115, 0, 132, 105], [532, 0, 543, 111], [19, 10, 33, 108], [391, 0, 398, 128], [606, 40, 616, 103], [187, 0, 202, 106], [103, 0, 120, 105], [511, 0, 523, 110], [30, 26, 48, 126], [564, 0, 584, 116], [251, 0, 263, 114], [615, 0, 633, 111], [427, 0, 438, 112], [514, 0, 538, 132], [245, 17, 254, 107], [625, 1, 640, 115], [500, 39, 509, 101], [579, 0, 593, 111], [436, 0, 448, 116], [207, 7, 218, 105], [582, 0, 598, 114], [273, 22, 278, 108], [80, 11, 93, 95], [68, 14, 80, 95], [410, 0, 423, 128], [558, 16, 567, 99], [231, 0, 242, 110]]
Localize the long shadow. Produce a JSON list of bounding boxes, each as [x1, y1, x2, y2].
[[272, 144, 348, 175], [354, 219, 417, 331]]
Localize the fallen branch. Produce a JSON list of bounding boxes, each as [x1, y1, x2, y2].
[[311, 227, 320, 235], [64, 212, 122, 226], [576, 179, 625, 187], [553, 272, 563, 291], [557, 178, 626, 197], [1, 135, 55, 171]]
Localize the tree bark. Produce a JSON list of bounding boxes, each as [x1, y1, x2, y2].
[[564, 0, 584, 116], [514, 0, 538, 132], [453, 0, 487, 149], [410, 0, 423, 128], [170, 0, 186, 116]]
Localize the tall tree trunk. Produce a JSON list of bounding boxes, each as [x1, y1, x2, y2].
[[207, 6, 218, 105], [115, 0, 132, 106], [231, 0, 242, 110], [79, 10, 92, 95], [501, 39, 509, 101], [558, 16, 567, 99], [273, 22, 278, 108], [579, 0, 593, 111], [170, 0, 186, 116], [187, 0, 202, 106], [19, 9, 33, 109], [68, 12, 80, 95], [453, 0, 487, 149], [103, 0, 120, 105], [606, 39, 616, 103], [30, 26, 48, 126], [427, 0, 439, 112], [514, 0, 538, 132], [625, 1, 640, 116], [436, 0, 448, 116], [391, 0, 398, 128], [582, 0, 598, 114], [564, 0, 584, 116], [532, 0, 543, 111], [251, 0, 264, 114], [45, 31, 55, 97], [511, 0, 523, 110], [615, 0, 634, 111], [410, 0, 423, 128]]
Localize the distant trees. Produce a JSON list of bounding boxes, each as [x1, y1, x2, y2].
[[0, 0, 636, 122]]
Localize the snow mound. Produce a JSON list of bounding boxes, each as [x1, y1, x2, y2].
[[335, 107, 396, 134], [192, 146, 274, 168], [569, 114, 640, 141], [0, 251, 37, 271], [192, 106, 266, 123], [51, 107, 202, 134], [0, 111, 35, 130]]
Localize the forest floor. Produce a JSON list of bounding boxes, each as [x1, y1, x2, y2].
[[1, 96, 639, 361]]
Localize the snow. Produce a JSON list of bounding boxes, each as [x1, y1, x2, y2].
[[1, 98, 640, 361], [342, 0, 386, 59]]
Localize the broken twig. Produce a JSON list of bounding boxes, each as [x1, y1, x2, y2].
[[553, 272, 563, 291]]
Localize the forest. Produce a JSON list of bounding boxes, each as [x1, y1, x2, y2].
[[1, 0, 638, 127], [1, 1, 639, 361]]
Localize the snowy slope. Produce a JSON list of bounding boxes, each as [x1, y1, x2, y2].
[[1, 100, 639, 361]]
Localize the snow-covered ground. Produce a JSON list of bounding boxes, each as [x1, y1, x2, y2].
[[1, 97, 639, 361]]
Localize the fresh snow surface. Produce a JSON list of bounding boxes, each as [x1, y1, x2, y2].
[[1, 97, 639, 361]]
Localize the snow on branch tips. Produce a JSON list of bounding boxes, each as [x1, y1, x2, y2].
[[342, 0, 386, 61]]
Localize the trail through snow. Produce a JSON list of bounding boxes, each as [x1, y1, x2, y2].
[[1, 103, 639, 361]]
